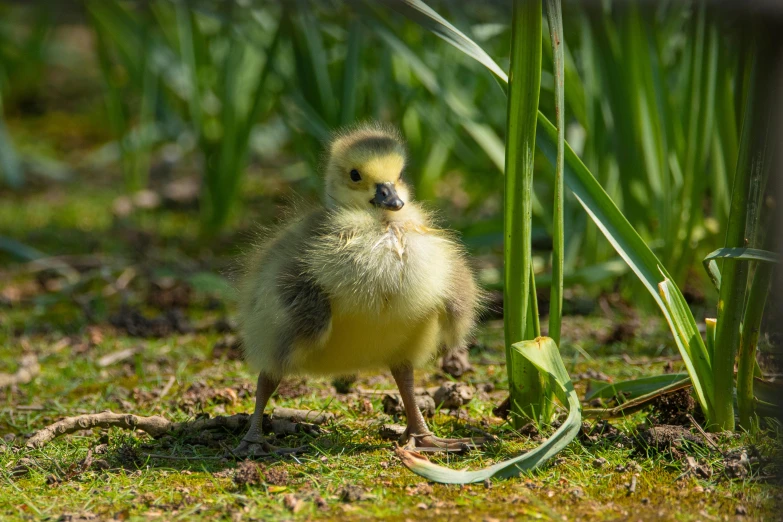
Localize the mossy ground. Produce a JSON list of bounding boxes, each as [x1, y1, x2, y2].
[[1, 172, 781, 521]]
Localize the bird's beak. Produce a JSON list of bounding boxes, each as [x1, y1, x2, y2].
[[371, 182, 404, 211]]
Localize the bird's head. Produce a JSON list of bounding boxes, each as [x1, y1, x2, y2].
[[323, 123, 410, 212]]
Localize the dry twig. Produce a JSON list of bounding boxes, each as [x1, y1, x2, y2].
[[26, 407, 334, 449]]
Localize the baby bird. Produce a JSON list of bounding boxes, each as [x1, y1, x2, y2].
[[235, 122, 484, 456]]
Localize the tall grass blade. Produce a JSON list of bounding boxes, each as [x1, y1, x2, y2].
[[339, 19, 362, 126], [0, 94, 22, 188], [657, 277, 714, 419], [504, 0, 544, 425], [713, 38, 770, 431], [737, 261, 773, 429], [397, 337, 581, 483], [544, 0, 564, 348]]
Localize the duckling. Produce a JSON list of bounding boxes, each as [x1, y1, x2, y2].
[[235, 122, 484, 456]]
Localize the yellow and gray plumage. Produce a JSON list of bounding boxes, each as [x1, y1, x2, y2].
[[235, 122, 484, 454]]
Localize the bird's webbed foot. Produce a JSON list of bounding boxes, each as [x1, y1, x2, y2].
[[230, 437, 308, 459], [401, 431, 489, 453]]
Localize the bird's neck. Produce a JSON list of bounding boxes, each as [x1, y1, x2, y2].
[[377, 203, 428, 229]]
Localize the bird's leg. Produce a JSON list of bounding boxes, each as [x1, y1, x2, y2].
[[390, 365, 487, 453], [232, 372, 304, 458]]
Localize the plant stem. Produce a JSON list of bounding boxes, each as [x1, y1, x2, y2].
[[504, 0, 543, 425], [545, 0, 564, 348], [737, 261, 773, 430], [712, 36, 769, 432]]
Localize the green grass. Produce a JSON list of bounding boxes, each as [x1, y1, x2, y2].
[[1, 314, 779, 520]]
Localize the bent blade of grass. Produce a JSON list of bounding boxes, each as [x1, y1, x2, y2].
[[384, 0, 716, 424], [583, 378, 692, 420], [397, 337, 580, 484], [702, 247, 779, 291], [753, 378, 783, 409], [585, 373, 690, 401], [380, 0, 508, 84]]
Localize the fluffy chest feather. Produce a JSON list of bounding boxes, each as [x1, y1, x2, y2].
[[304, 209, 454, 319]]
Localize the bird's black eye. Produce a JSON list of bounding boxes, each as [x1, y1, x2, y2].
[[350, 169, 361, 182]]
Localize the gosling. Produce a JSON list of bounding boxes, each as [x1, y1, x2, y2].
[[235, 122, 484, 456]]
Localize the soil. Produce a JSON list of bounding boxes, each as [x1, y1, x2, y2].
[[110, 306, 193, 338], [640, 425, 707, 455], [233, 460, 261, 486], [648, 387, 697, 425]]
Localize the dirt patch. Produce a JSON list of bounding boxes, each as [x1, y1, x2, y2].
[[600, 320, 639, 345], [277, 379, 310, 399], [146, 277, 192, 309], [110, 306, 193, 338], [264, 467, 290, 486], [116, 442, 142, 469], [648, 388, 696, 425], [339, 485, 371, 502], [580, 420, 621, 443], [639, 425, 708, 457], [722, 449, 753, 480], [234, 460, 261, 486], [177, 382, 238, 413]]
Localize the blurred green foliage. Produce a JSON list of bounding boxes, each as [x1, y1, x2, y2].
[[0, 0, 752, 295]]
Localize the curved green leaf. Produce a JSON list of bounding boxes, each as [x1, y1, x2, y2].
[[702, 247, 779, 291], [585, 373, 690, 401], [379, 0, 508, 84], [396, 337, 581, 484]]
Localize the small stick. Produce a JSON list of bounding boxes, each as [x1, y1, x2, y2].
[[157, 376, 176, 403], [687, 414, 724, 455], [16, 405, 45, 411], [97, 347, 142, 368]]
